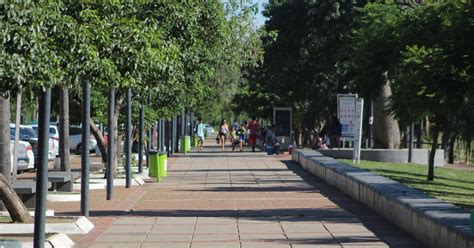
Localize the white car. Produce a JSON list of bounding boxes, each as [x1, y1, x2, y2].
[[29, 124, 59, 157], [12, 124, 56, 162], [69, 127, 98, 154], [9, 136, 35, 171]]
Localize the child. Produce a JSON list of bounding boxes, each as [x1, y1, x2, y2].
[[229, 126, 237, 151], [236, 124, 246, 152]]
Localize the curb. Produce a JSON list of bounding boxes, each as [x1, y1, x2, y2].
[[293, 149, 474, 248], [0, 216, 94, 235]]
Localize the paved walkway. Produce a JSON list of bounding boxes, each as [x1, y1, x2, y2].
[[51, 140, 421, 247]]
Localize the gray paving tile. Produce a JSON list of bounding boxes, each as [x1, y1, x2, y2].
[[141, 243, 190, 248], [192, 234, 239, 242], [194, 224, 238, 234], [145, 234, 193, 242], [190, 242, 240, 248], [113, 217, 156, 225], [103, 225, 152, 234], [239, 223, 283, 234], [95, 234, 146, 243], [150, 224, 195, 234]]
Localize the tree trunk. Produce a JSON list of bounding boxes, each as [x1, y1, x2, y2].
[[112, 97, 122, 178], [448, 135, 456, 164], [372, 72, 400, 149], [415, 122, 424, 148], [400, 126, 408, 149], [90, 119, 107, 163], [0, 96, 11, 182], [427, 123, 440, 181], [12, 90, 22, 182], [59, 86, 70, 172], [0, 174, 33, 223]]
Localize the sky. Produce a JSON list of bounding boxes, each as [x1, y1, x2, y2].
[[253, 0, 269, 27]]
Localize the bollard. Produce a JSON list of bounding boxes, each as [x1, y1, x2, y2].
[[159, 152, 168, 178], [149, 150, 160, 182], [471, 209, 474, 234]]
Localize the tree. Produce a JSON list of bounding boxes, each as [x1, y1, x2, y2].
[[1, 1, 62, 222], [235, 0, 362, 142], [390, 2, 474, 180]]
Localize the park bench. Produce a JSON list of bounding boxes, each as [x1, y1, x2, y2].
[[13, 180, 51, 208], [47, 171, 75, 192]]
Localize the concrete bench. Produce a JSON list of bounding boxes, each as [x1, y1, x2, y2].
[[293, 149, 474, 248], [48, 171, 74, 192], [13, 181, 51, 208]]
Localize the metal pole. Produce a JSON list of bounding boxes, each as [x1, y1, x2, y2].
[[181, 110, 186, 137], [173, 116, 178, 154], [165, 120, 170, 155], [138, 103, 144, 173], [34, 88, 51, 248], [190, 112, 194, 137], [146, 92, 151, 167], [368, 100, 374, 148], [125, 88, 132, 188], [81, 81, 91, 216], [158, 120, 162, 151], [106, 84, 115, 200], [147, 127, 151, 168], [156, 120, 160, 151], [408, 123, 414, 163]]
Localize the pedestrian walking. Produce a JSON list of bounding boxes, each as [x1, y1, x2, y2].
[[237, 123, 246, 152], [196, 118, 205, 152], [218, 119, 229, 152], [247, 117, 260, 152]]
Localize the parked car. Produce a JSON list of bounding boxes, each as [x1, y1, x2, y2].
[[69, 127, 98, 154], [10, 124, 55, 163], [29, 124, 59, 157], [9, 135, 35, 172]]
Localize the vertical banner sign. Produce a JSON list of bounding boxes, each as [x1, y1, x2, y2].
[[337, 94, 357, 138], [337, 94, 363, 163]]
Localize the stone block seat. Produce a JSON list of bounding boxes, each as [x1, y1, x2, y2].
[[47, 171, 75, 192], [13, 180, 51, 208]]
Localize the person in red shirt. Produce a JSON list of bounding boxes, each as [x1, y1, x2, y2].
[[247, 117, 260, 152]]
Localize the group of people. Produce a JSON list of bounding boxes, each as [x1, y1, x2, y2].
[[195, 116, 282, 154], [217, 117, 260, 152]]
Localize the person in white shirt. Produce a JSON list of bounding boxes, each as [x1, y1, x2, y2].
[[196, 118, 205, 151]]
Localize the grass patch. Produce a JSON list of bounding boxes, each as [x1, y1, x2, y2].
[[341, 160, 474, 210], [0, 216, 12, 223]]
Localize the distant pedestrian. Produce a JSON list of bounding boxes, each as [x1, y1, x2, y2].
[[247, 117, 260, 152], [330, 115, 342, 149], [236, 123, 246, 152], [218, 119, 229, 152], [196, 118, 205, 152]]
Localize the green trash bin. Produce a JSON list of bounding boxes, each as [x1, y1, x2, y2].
[[148, 150, 160, 182], [184, 136, 191, 152], [158, 152, 168, 178], [180, 136, 191, 153]]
